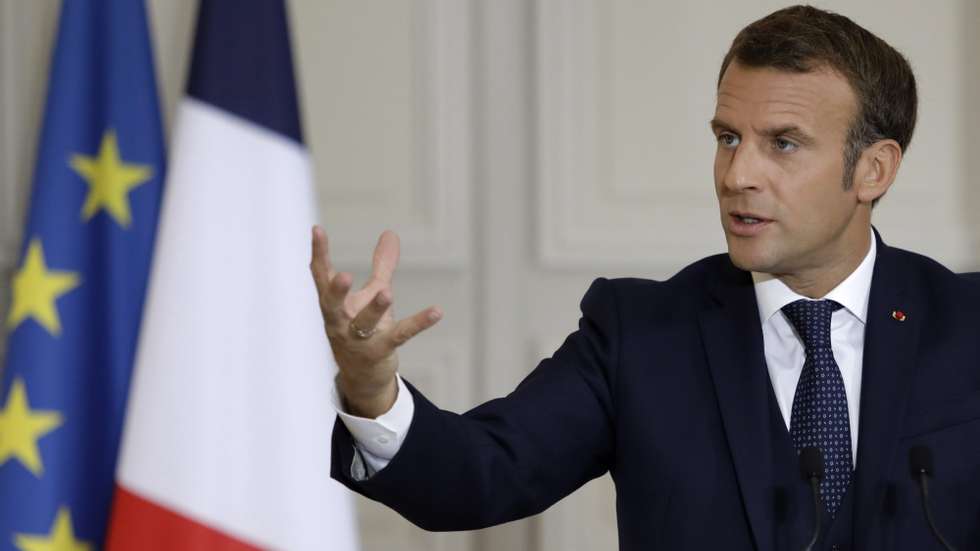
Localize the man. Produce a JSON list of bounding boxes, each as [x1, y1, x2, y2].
[[311, 6, 980, 550]]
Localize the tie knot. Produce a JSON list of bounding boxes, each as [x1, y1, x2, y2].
[[781, 299, 842, 351]]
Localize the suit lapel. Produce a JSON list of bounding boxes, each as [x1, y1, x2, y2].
[[700, 261, 775, 551], [853, 230, 922, 548]]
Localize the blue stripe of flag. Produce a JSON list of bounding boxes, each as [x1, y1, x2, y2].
[[187, 0, 304, 145]]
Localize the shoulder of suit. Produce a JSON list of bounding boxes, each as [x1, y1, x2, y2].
[[594, 246, 980, 300], [959, 272, 980, 284], [592, 253, 730, 307], [881, 244, 980, 296]]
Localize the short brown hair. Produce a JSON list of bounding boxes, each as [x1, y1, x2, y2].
[[718, 5, 917, 193]]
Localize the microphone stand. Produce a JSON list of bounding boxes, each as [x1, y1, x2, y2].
[[798, 447, 823, 551], [910, 446, 957, 551], [802, 474, 821, 551]]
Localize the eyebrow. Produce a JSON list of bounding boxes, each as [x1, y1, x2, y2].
[[709, 118, 816, 146], [709, 118, 734, 134]]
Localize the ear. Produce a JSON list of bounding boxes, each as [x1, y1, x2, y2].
[[854, 139, 902, 204]]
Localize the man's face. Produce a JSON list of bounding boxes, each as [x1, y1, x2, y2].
[[712, 61, 865, 276]]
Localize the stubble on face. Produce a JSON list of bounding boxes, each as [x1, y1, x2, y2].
[[712, 62, 873, 297]]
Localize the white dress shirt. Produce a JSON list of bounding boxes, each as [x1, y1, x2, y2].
[[753, 231, 876, 467], [332, 231, 877, 475], [331, 374, 414, 475]]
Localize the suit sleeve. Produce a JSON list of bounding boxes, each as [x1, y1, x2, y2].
[[330, 277, 620, 531]]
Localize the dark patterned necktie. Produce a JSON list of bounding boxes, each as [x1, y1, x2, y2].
[[782, 299, 852, 518]]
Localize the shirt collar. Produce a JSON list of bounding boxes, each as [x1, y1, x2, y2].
[[751, 228, 877, 325]]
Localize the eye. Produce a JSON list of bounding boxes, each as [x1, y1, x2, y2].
[[717, 132, 740, 149], [773, 137, 798, 152]]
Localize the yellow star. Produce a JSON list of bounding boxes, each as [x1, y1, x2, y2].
[[6, 239, 80, 336], [0, 378, 63, 477], [69, 130, 153, 228], [14, 507, 92, 551]]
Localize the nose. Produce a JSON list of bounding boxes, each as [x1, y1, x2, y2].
[[721, 144, 761, 194]]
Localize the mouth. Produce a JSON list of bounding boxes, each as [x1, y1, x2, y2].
[[728, 211, 773, 236]]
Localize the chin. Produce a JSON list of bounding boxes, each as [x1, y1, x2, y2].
[[726, 242, 778, 274], [728, 253, 763, 273]]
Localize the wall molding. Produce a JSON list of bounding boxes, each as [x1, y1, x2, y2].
[[535, 0, 725, 270], [321, 0, 472, 270]]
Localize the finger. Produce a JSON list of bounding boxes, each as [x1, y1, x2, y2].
[[365, 230, 400, 289], [350, 287, 392, 336], [321, 272, 354, 327], [310, 226, 337, 292], [386, 306, 442, 348]]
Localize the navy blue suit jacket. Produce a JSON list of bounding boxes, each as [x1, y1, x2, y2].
[[332, 231, 980, 550]]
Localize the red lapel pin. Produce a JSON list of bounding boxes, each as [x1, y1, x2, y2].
[[892, 310, 907, 322]]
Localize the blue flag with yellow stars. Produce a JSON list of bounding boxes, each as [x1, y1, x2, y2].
[[0, 0, 164, 548]]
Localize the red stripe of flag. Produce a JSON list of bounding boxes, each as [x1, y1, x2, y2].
[[106, 485, 264, 551]]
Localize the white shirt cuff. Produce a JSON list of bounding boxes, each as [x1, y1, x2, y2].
[[331, 373, 414, 461]]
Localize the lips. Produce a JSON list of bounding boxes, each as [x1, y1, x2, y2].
[[731, 211, 770, 223], [728, 211, 773, 237]]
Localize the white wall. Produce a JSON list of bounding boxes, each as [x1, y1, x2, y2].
[[2, 1, 978, 549]]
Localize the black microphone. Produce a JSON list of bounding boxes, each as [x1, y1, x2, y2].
[[909, 446, 957, 551], [798, 447, 823, 551]]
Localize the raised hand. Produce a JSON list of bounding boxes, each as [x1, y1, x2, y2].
[[310, 226, 442, 418]]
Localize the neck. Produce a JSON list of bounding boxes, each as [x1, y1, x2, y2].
[[778, 225, 872, 299]]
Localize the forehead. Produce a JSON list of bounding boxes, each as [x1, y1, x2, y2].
[[714, 62, 856, 137]]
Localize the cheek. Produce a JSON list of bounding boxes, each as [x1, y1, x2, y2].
[[712, 150, 727, 193], [778, 168, 849, 229]]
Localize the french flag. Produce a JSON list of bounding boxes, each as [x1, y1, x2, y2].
[[106, 0, 359, 549]]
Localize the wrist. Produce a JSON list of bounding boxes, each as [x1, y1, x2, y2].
[[337, 372, 398, 418]]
